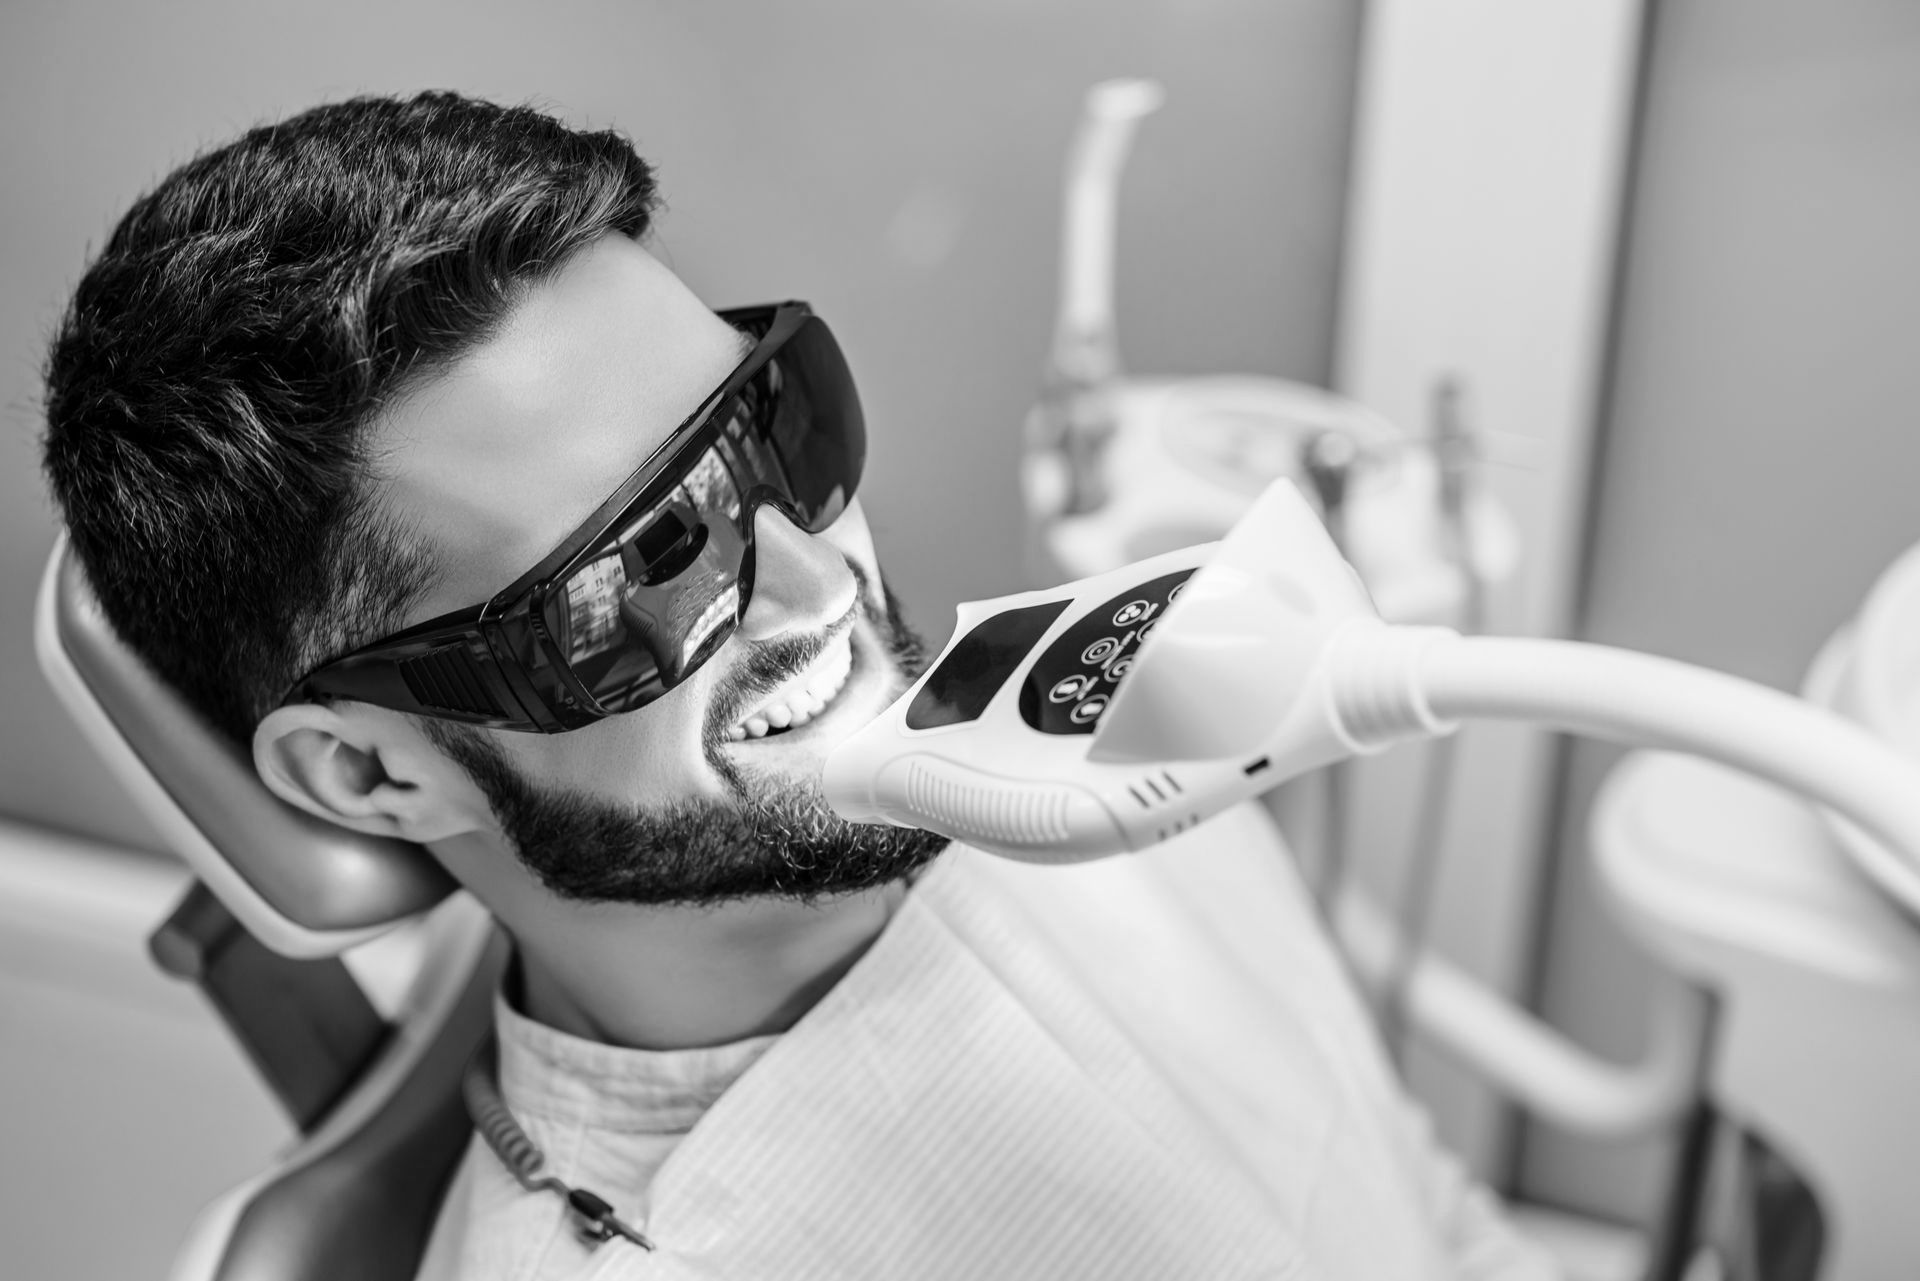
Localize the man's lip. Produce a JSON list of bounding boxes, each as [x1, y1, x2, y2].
[[726, 629, 856, 740], [708, 601, 862, 740], [720, 626, 873, 751]]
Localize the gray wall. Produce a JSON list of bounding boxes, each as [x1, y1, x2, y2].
[[1519, 0, 1920, 1222], [0, 0, 1360, 851]]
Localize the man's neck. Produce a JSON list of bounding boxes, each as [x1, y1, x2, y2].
[[508, 880, 910, 1050]]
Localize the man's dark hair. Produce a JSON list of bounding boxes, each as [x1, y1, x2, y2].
[[42, 91, 658, 745]]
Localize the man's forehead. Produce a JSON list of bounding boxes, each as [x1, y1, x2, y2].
[[371, 236, 743, 619]]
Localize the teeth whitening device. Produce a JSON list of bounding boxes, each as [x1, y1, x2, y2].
[[825, 479, 1920, 913]]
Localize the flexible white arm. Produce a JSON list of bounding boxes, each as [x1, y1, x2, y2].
[[1411, 634, 1920, 895], [1107, 482, 1920, 886], [1310, 627, 1920, 1136]]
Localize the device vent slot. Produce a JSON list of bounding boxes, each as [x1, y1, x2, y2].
[[399, 646, 502, 716], [1130, 773, 1187, 810], [906, 761, 1070, 846]]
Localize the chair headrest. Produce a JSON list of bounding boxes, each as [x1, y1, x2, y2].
[[34, 538, 455, 957]]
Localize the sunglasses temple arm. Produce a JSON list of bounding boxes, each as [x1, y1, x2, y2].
[[295, 617, 548, 732]]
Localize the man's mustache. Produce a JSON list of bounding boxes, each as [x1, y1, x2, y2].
[[703, 580, 865, 745]]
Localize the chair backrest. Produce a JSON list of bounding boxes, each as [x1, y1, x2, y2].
[[33, 539, 500, 1279], [34, 538, 455, 957], [168, 895, 505, 1281]]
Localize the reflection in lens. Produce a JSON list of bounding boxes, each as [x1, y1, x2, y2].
[[680, 582, 740, 674], [562, 556, 627, 662]]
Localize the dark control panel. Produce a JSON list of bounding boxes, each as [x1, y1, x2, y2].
[[1017, 569, 1196, 736], [905, 599, 1071, 731]]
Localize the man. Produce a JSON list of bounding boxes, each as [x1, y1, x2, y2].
[[42, 92, 1556, 1279]]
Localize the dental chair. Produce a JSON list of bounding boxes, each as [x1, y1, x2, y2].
[[1580, 544, 1920, 1281], [35, 540, 503, 1281]]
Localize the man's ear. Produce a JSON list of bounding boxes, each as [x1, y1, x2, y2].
[[252, 703, 491, 844]]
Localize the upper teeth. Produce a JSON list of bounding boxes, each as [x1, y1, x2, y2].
[[727, 636, 855, 741]]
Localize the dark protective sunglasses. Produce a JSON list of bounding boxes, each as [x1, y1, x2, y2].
[[288, 301, 865, 732]]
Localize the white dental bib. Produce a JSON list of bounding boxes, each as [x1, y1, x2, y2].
[[426, 804, 1551, 1281]]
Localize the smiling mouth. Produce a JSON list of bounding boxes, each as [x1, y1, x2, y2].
[[724, 631, 857, 741]]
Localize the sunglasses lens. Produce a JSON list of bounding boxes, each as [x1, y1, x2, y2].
[[540, 552, 664, 711], [537, 312, 864, 720], [758, 317, 864, 530], [542, 484, 743, 715]]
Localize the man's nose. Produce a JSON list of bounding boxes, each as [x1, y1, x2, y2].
[[734, 503, 858, 642]]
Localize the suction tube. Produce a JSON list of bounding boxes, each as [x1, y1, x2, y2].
[[1028, 79, 1166, 519], [1047, 78, 1164, 390]]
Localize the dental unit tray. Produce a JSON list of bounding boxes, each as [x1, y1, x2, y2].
[[825, 479, 1920, 918]]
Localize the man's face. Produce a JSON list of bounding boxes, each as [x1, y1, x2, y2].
[[371, 234, 945, 904]]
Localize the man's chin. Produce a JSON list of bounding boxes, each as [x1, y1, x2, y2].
[[432, 704, 944, 908], [544, 786, 950, 908]]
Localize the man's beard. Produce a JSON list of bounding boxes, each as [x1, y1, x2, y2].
[[428, 572, 950, 907]]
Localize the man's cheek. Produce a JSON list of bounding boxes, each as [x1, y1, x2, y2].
[[822, 497, 882, 572]]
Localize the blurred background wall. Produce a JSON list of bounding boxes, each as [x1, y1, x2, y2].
[[0, 3, 1363, 1275], [0, 0, 1362, 855]]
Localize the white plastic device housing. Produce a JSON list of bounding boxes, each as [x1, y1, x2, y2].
[[824, 481, 1449, 860], [845, 475, 1920, 904]]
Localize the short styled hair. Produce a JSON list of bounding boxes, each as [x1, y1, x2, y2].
[[42, 91, 658, 745]]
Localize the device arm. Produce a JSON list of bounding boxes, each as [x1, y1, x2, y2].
[[1308, 628, 1920, 1139], [1400, 634, 1920, 879]]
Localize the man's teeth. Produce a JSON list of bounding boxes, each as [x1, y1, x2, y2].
[[727, 639, 855, 741]]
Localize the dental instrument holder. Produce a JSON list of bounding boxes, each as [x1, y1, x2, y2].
[[825, 478, 1920, 914]]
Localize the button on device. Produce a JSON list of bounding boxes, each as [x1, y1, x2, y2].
[[1069, 695, 1108, 725], [1049, 675, 1092, 703], [1020, 568, 1196, 736]]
